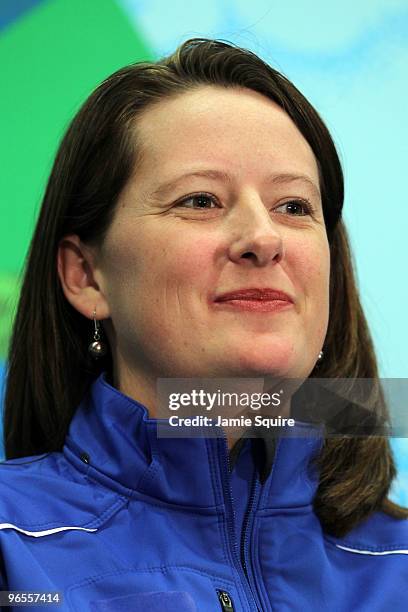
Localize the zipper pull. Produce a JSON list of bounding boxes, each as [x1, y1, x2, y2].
[[216, 589, 234, 611]]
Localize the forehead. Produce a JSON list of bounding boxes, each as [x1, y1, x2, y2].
[[133, 85, 319, 184]]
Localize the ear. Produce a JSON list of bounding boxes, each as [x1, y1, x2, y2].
[[57, 235, 110, 320]]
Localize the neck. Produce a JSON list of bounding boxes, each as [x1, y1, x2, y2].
[[112, 357, 159, 417], [112, 360, 294, 439]]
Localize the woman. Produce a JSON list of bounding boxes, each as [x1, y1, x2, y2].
[[1, 37, 407, 611]]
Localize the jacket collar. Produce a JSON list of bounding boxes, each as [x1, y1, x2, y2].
[[63, 373, 324, 509]]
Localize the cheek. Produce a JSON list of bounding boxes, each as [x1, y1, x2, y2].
[[147, 233, 219, 286], [104, 228, 220, 320], [286, 239, 330, 356], [288, 235, 330, 294]]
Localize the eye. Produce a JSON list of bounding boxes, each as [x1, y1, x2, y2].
[[175, 193, 219, 209], [274, 199, 314, 216]]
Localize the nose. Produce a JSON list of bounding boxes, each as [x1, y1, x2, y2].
[[227, 193, 284, 267]]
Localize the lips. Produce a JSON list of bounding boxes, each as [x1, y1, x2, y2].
[[214, 288, 293, 303]]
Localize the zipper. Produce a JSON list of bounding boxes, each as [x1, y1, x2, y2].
[[241, 436, 277, 606], [217, 589, 235, 611], [217, 431, 262, 612], [240, 471, 259, 579]]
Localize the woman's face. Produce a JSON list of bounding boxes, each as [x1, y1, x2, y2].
[[94, 85, 330, 387]]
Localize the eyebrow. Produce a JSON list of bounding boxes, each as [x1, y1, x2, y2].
[[149, 169, 321, 200]]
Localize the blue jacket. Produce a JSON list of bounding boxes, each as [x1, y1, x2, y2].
[[0, 373, 407, 611]]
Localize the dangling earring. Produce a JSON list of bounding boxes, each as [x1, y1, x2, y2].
[[88, 308, 107, 359], [317, 350, 324, 362]]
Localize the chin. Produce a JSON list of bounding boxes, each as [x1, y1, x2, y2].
[[224, 349, 297, 379]]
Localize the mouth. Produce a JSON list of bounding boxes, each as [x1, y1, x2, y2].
[[213, 288, 294, 312]]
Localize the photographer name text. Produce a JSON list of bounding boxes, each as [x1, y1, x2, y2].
[[168, 415, 294, 428]]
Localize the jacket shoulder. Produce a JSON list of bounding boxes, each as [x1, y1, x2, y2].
[[0, 452, 124, 533], [326, 510, 408, 554]]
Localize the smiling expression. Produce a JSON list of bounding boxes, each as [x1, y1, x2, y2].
[[93, 85, 330, 395]]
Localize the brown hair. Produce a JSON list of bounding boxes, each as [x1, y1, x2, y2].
[[3, 37, 407, 536]]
